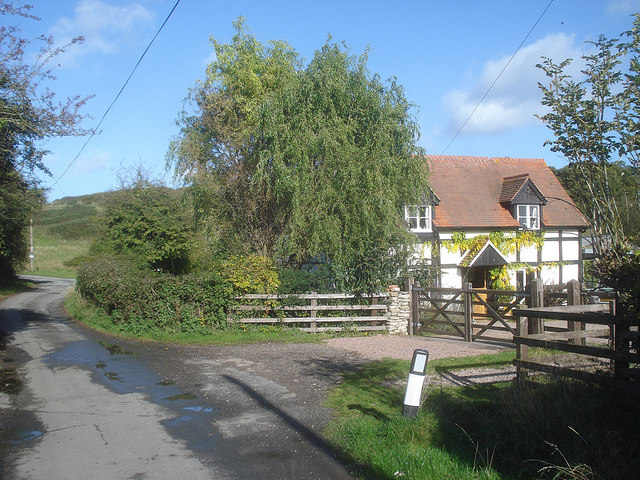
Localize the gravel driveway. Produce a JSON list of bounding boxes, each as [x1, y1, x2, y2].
[[325, 333, 510, 361]]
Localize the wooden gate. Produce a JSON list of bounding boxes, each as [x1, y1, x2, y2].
[[413, 282, 531, 342]]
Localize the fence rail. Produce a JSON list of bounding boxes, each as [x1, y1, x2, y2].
[[513, 302, 640, 388], [230, 292, 390, 333], [413, 283, 531, 342]]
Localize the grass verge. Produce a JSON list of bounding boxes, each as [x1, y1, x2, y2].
[[64, 289, 329, 345], [0, 279, 37, 301], [325, 357, 640, 480], [19, 234, 91, 278]]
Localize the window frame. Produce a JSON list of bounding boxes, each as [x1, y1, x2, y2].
[[516, 204, 540, 230], [404, 205, 432, 233]]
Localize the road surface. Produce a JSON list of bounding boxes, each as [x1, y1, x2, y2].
[[0, 276, 355, 479]]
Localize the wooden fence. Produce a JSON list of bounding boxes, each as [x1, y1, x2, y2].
[[411, 279, 603, 344], [513, 300, 640, 388], [412, 280, 567, 342], [230, 293, 389, 333]]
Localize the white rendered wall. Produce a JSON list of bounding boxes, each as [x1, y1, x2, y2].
[[411, 229, 581, 288]]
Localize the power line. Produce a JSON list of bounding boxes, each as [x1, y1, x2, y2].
[[51, 0, 182, 188], [441, 0, 554, 155]]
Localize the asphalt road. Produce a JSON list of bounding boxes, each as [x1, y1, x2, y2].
[[0, 277, 358, 479]]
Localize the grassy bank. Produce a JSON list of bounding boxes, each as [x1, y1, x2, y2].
[[0, 279, 37, 301], [24, 234, 91, 278], [325, 358, 640, 480], [65, 289, 329, 345], [20, 192, 106, 278]]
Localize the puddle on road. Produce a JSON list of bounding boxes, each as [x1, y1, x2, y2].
[[43, 339, 221, 455], [104, 371, 121, 382], [183, 406, 214, 413], [98, 341, 132, 355]]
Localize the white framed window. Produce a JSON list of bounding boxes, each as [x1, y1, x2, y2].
[[517, 204, 540, 230], [405, 205, 432, 232]]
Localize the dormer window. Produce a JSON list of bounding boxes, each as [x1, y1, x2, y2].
[[405, 205, 432, 233], [517, 204, 540, 230], [500, 173, 546, 231]]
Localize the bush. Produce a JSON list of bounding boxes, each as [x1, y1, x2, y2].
[[277, 266, 333, 294], [91, 184, 191, 275], [591, 244, 640, 315], [76, 257, 235, 334], [219, 254, 279, 294]]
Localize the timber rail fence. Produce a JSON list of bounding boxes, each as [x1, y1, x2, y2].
[[413, 278, 639, 386], [513, 298, 640, 388], [229, 292, 394, 333]]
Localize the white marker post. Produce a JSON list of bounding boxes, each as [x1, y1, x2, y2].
[[402, 349, 429, 418]]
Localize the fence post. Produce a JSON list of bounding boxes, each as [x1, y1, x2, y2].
[[567, 279, 584, 345], [370, 295, 379, 326], [405, 277, 417, 335], [463, 282, 473, 342], [310, 291, 317, 334], [528, 278, 544, 334], [516, 313, 529, 381], [614, 296, 630, 379]]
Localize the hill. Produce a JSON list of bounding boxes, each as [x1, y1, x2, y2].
[[24, 191, 118, 278]]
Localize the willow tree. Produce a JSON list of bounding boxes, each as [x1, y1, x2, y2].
[[168, 18, 300, 257], [168, 20, 428, 290]]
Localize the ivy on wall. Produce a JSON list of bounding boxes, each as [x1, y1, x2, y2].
[[443, 231, 545, 256], [443, 231, 546, 291]]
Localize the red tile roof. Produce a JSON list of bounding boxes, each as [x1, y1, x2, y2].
[[499, 174, 531, 203], [426, 155, 589, 230]]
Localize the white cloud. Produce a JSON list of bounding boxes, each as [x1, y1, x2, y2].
[[70, 150, 110, 176], [50, 0, 155, 65], [606, 0, 640, 15], [443, 32, 588, 135]]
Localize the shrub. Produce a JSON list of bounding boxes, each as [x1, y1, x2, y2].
[[220, 254, 279, 294], [76, 257, 235, 334], [277, 266, 333, 294], [591, 244, 640, 315], [91, 184, 191, 275]]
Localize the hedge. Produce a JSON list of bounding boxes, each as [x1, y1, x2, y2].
[[76, 258, 235, 334]]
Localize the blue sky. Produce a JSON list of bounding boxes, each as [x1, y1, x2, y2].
[[11, 0, 640, 201]]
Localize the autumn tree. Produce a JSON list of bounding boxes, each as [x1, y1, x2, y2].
[[168, 20, 428, 291], [0, 3, 89, 281]]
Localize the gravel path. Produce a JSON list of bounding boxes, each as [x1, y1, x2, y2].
[[326, 334, 517, 387], [326, 334, 510, 361]]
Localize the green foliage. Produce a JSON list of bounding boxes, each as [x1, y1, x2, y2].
[[537, 15, 640, 251], [66, 289, 326, 345], [92, 183, 191, 274], [168, 18, 300, 256], [325, 358, 640, 480], [277, 266, 334, 294], [219, 254, 279, 294], [591, 244, 640, 315], [552, 163, 640, 245], [168, 19, 428, 292], [444, 231, 544, 257], [75, 257, 235, 335], [36, 203, 98, 239], [0, 169, 42, 279], [0, 4, 90, 280]]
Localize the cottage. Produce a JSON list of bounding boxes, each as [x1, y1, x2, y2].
[[406, 155, 589, 289]]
